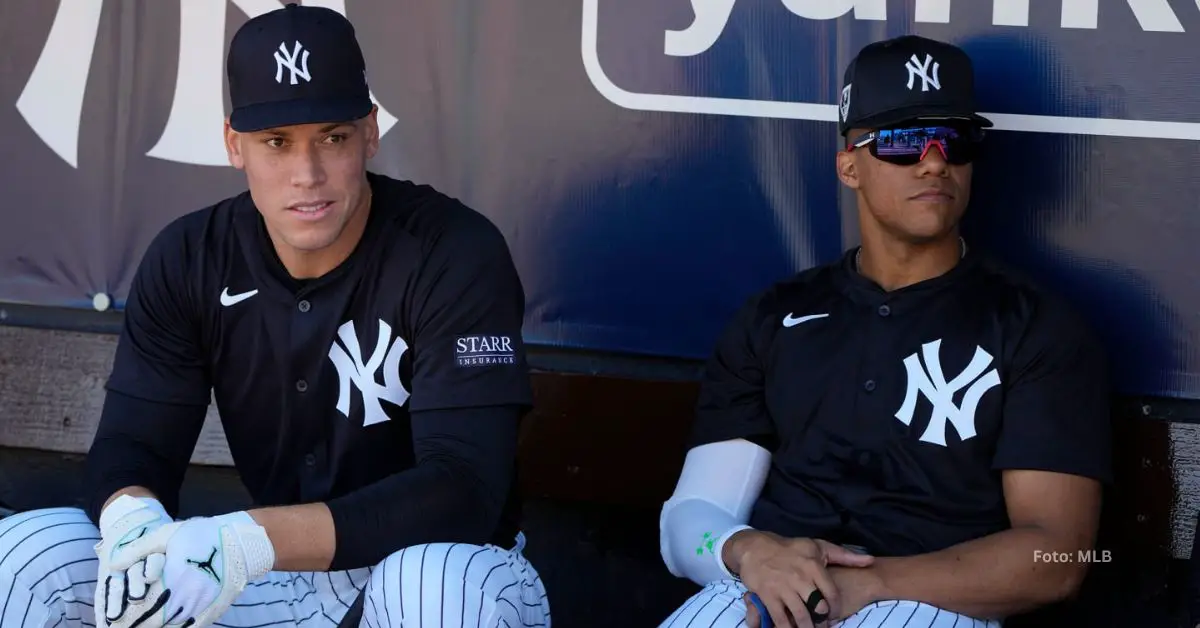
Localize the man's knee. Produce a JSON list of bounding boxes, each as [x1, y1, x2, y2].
[[0, 508, 99, 578], [660, 580, 748, 628], [365, 542, 546, 627]]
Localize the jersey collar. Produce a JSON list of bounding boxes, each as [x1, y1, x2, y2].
[[833, 242, 982, 315]]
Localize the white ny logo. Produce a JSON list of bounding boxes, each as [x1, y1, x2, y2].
[[894, 339, 1000, 447], [274, 41, 311, 84], [328, 319, 410, 427], [905, 53, 941, 92]]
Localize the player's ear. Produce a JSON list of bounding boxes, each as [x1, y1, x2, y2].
[[836, 147, 860, 190], [224, 119, 246, 170]]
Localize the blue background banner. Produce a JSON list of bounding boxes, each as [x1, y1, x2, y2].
[[1, 0, 1198, 399]]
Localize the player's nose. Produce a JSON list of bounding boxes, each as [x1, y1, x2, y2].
[[915, 142, 950, 176], [289, 146, 328, 188]]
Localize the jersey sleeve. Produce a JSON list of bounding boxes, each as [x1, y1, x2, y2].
[[406, 209, 533, 412], [992, 295, 1112, 483], [84, 391, 208, 523], [688, 293, 777, 449], [105, 218, 212, 406]]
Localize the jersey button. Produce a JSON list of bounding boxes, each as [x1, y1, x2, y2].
[[298, 299, 311, 313], [857, 451, 872, 466], [863, 379, 876, 392], [295, 379, 308, 393], [304, 453, 316, 466], [878, 304, 891, 317]]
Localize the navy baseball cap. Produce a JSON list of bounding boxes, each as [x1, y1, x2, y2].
[[227, 3, 373, 132], [838, 35, 992, 137]]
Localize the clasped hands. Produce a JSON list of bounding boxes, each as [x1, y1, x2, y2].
[[93, 496, 276, 628], [725, 530, 877, 628]]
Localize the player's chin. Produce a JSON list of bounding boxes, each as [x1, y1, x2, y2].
[[899, 207, 961, 237], [280, 226, 344, 252]]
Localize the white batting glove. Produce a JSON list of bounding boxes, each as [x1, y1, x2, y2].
[[94, 495, 172, 628], [107, 511, 276, 628]]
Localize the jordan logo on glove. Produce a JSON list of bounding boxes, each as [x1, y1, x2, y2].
[[185, 548, 222, 584]]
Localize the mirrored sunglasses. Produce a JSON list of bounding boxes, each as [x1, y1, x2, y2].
[[848, 125, 984, 166]]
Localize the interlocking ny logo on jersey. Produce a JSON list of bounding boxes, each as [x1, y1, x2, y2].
[[274, 41, 311, 84], [328, 319, 410, 427], [905, 53, 941, 92], [894, 339, 1000, 447]]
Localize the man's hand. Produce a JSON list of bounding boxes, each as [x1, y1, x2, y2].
[[108, 512, 276, 628], [94, 495, 173, 627], [743, 566, 879, 628], [823, 566, 882, 622], [724, 530, 874, 628]]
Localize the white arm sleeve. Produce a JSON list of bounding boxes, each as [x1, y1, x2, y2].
[[659, 438, 771, 585]]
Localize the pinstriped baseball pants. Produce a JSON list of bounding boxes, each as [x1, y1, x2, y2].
[[660, 580, 1003, 628], [0, 508, 551, 628]]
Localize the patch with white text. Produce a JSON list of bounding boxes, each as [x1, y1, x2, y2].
[[456, 335, 516, 367]]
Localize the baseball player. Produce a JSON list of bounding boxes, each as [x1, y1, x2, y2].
[[656, 35, 1111, 628], [0, 4, 550, 628]]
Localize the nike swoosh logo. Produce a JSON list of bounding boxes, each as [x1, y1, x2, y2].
[[220, 287, 258, 307], [782, 313, 828, 327]]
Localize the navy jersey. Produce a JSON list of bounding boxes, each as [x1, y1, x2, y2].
[[688, 247, 1111, 557], [105, 172, 532, 526]]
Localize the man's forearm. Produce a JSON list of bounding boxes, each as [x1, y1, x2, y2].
[[245, 405, 517, 572], [857, 525, 1091, 619], [248, 503, 337, 572], [243, 460, 506, 573], [84, 391, 208, 524]]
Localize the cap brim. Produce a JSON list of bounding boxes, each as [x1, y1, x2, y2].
[[229, 98, 374, 132], [849, 104, 993, 134]]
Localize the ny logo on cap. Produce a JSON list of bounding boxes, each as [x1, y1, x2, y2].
[[840, 84, 852, 122], [904, 53, 940, 92], [274, 41, 311, 85]]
